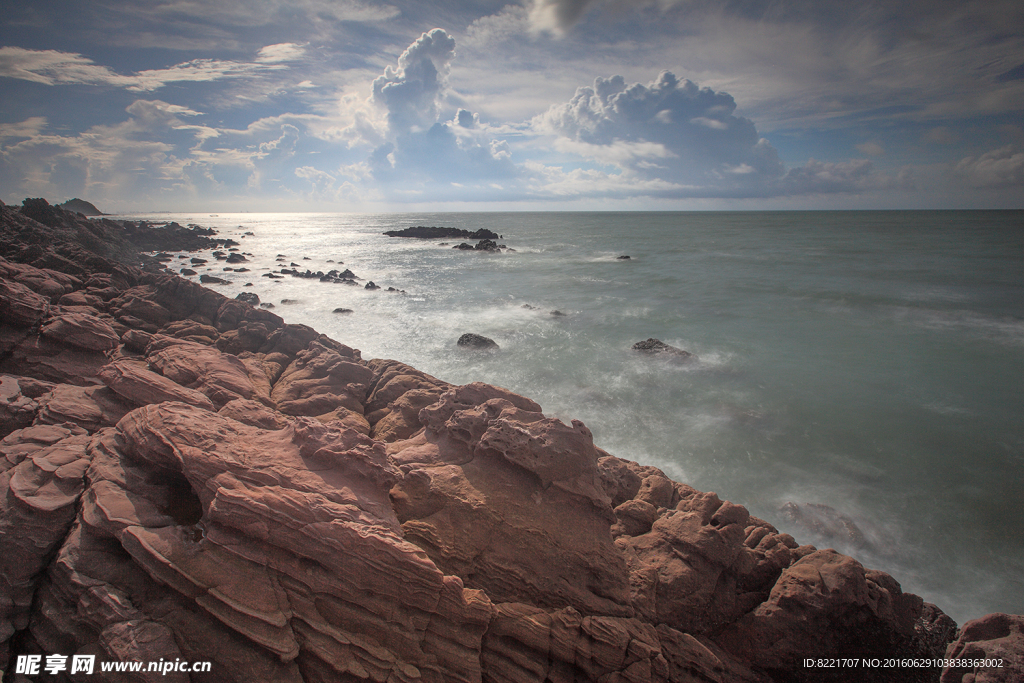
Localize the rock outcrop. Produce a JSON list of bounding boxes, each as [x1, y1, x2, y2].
[[0, 198, 1020, 683]]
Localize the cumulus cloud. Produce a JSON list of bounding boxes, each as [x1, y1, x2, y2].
[[531, 70, 912, 198], [359, 30, 520, 192], [0, 45, 300, 92], [535, 71, 784, 192], [372, 28, 456, 134], [954, 146, 1024, 188]]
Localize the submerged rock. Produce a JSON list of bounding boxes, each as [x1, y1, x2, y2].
[[632, 337, 693, 358], [457, 333, 499, 349]]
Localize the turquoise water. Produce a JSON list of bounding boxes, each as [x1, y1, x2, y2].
[[121, 210, 1024, 624]]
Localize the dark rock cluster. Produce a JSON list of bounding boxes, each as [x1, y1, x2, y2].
[[383, 226, 500, 239]]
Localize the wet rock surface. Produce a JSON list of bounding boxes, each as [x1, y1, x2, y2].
[[0, 198, 1019, 682]]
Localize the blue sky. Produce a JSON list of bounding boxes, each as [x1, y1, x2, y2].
[[1, 0, 1022, 210]]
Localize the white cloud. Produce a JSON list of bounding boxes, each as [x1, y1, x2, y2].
[[0, 46, 294, 93], [535, 71, 785, 192], [0, 117, 47, 139], [255, 43, 307, 63], [777, 158, 900, 195], [372, 28, 457, 135], [955, 146, 1024, 188]]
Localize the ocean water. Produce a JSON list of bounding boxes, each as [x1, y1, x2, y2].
[[118, 210, 1024, 625]]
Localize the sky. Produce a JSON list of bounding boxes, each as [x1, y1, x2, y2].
[[1, 0, 1023, 211]]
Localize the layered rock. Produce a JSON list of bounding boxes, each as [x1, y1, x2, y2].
[[0, 201, 1020, 683]]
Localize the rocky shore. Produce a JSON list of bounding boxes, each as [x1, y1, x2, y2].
[[0, 199, 1020, 682]]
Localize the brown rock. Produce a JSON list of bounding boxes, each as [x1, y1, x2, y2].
[[159, 318, 220, 344], [109, 287, 172, 328], [390, 388, 632, 618], [30, 401, 493, 681], [715, 549, 925, 670], [0, 334, 111, 385], [0, 279, 50, 327], [0, 430, 91, 659], [121, 328, 153, 353], [34, 383, 129, 432], [97, 359, 217, 411], [40, 311, 121, 351], [0, 375, 51, 437], [371, 387, 443, 442], [147, 337, 269, 407], [942, 613, 1024, 682], [271, 341, 372, 416], [218, 398, 291, 430]]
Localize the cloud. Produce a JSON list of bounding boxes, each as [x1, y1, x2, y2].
[[535, 71, 784, 191], [372, 28, 457, 134], [0, 45, 300, 92], [0, 117, 47, 139], [356, 30, 519, 194], [954, 146, 1024, 188], [527, 0, 599, 33], [855, 141, 885, 157], [777, 158, 903, 195], [256, 43, 307, 63]]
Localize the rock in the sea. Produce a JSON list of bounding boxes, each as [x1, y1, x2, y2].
[[199, 274, 229, 284], [235, 291, 260, 306], [779, 501, 869, 550], [632, 337, 693, 358], [457, 333, 499, 349], [332, 307, 353, 313], [384, 226, 499, 239], [617, 255, 631, 259], [453, 239, 504, 252]]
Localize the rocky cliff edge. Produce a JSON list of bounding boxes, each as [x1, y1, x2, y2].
[[0, 199, 1020, 683]]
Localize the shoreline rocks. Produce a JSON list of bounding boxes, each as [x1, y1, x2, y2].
[[0, 197, 1019, 683]]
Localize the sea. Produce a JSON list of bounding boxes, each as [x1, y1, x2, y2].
[[113, 210, 1024, 625]]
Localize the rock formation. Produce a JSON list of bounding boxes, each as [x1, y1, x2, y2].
[[632, 337, 693, 359], [457, 333, 499, 350], [383, 227, 500, 240], [0, 198, 1019, 682]]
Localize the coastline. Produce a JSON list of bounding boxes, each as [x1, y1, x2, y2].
[[1, 199, 1020, 682]]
